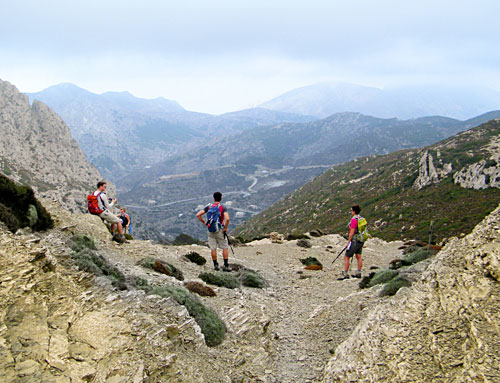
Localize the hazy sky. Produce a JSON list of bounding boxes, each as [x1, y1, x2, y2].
[[1, 0, 499, 114]]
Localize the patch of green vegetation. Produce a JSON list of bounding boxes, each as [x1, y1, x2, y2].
[[380, 276, 411, 296], [71, 234, 97, 252], [300, 257, 323, 267], [70, 235, 126, 290], [149, 285, 226, 347], [368, 269, 398, 288], [0, 173, 53, 232], [139, 257, 184, 281], [199, 271, 240, 289], [238, 269, 266, 288], [402, 247, 435, 266], [184, 251, 207, 265], [173, 233, 205, 246]]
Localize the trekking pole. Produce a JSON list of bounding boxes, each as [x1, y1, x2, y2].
[[224, 232, 235, 256], [331, 247, 347, 264], [428, 220, 434, 257]]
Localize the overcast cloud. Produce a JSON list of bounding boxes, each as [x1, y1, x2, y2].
[[1, 0, 499, 114]]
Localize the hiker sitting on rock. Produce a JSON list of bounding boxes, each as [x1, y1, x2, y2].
[[338, 204, 365, 280], [117, 207, 132, 236], [91, 181, 126, 243], [196, 191, 231, 271]]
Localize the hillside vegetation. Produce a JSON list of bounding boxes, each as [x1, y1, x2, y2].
[[234, 119, 500, 242]]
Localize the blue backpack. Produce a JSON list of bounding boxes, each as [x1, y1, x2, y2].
[[206, 203, 224, 233]]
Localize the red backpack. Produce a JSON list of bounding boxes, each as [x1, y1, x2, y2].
[[87, 192, 104, 215]]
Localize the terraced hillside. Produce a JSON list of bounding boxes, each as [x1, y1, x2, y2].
[[234, 119, 500, 243]]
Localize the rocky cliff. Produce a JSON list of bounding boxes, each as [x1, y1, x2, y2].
[[0, 79, 109, 213], [322, 204, 500, 382]]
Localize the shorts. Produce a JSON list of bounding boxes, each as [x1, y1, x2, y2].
[[99, 210, 120, 224], [208, 230, 228, 250], [346, 240, 364, 258]]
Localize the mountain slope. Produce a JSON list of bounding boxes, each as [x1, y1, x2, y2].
[[119, 112, 500, 241], [28, 84, 314, 180], [260, 81, 500, 120], [234, 119, 500, 242], [0, 79, 107, 213]]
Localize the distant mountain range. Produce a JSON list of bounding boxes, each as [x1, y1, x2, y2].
[[28, 83, 314, 180], [260, 82, 500, 120], [119, 110, 500, 241], [234, 119, 500, 242]]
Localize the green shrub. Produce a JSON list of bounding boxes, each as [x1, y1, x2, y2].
[[184, 281, 216, 297], [150, 285, 226, 346], [199, 272, 240, 289], [71, 234, 97, 252], [239, 269, 266, 288], [402, 247, 435, 266], [185, 251, 207, 265], [71, 235, 126, 290], [286, 233, 310, 240], [124, 234, 133, 240], [133, 276, 153, 293], [0, 203, 21, 232], [380, 276, 411, 296], [0, 174, 53, 232], [368, 269, 398, 287], [300, 257, 322, 267], [173, 234, 204, 246], [139, 257, 184, 281]]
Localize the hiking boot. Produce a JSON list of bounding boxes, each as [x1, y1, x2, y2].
[[337, 271, 350, 281], [214, 264, 220, 271], [352, 271, 362, 279], [222, 266, 232, 272]]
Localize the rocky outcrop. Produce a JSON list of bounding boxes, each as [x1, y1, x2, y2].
[[414, 150, 453, 189], [322, 204, 500, 382], [454, 159, 500, 189], [0, 79, 111, 213]]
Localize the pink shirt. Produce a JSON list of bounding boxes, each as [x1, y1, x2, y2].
[[349, 217, 358, 230]]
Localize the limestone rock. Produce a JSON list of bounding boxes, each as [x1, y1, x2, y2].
[[322, 204, 500, 382], [0, 79, 113, 213]]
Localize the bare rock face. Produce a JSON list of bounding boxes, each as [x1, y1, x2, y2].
[[414, 150, 453, 189], [0, 79, 112, 213], [322, 204, 500, 382]]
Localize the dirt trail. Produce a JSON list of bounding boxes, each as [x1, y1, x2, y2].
[[113, 233, 404, 382]]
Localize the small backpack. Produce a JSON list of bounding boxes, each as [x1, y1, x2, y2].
[[206, 203, 224, 233], [87, 192, 104, 215], [354, 215, 370, 242]]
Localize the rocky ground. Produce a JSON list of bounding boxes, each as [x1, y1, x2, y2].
[[1, 199, 408, 382]]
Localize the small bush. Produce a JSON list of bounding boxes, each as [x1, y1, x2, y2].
[[70, 237, 126, 290], [151, 285, 226, 346], [0, 174, 53, 232], [133, 276, 153, 293], [300, 257, 322, 267], [124, 234, 133, 240], [199, 272, 240, 289], [402, 247, 436, 266], [184, 281, 216, 297], [380, 276, 411, 296], [185, 251, 207, 265], [239, 269, 266, 288], [139, 257, 184, 281], [173, 234, 204, 246], [296, 239, 312, 248], [287, 233, 310, 241], [368, 269, 398, 288], [71, 234, 97, 252]]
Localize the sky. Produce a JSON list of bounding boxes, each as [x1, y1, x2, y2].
[[1, 0, 499, 114]]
